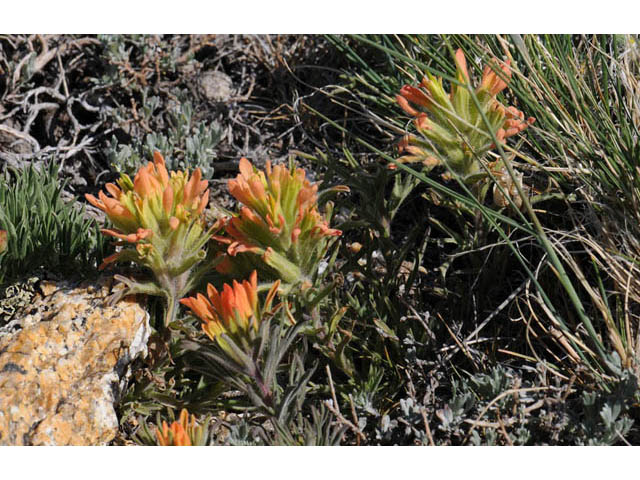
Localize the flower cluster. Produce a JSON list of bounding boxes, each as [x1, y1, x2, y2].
[[180, 270, 280, 359], [395, 49, 535, 179], [86, 151, 209, 269], [214, 158, 341, 288], [86, 151, 214, 324], [0, 230, 6, 254], [155, 409, 206, 446]]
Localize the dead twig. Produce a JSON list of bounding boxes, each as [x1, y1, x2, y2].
[[420, 407, 436, 446], [324, 365, 365, 444]]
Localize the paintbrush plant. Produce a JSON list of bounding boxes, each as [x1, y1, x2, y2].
[[213, 158, 342, 290], [86, 151, 216, 327], [396, 48, 534, 181], [180, 270, 280, 363], [180, 268, 325, 436], [155, 409, 209, 446]]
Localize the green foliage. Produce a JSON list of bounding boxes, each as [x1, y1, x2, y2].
[[0, 162, 109, 284], [92, 35, 223, 179], [108, 94, 222, 179], [181, 315, 346, 445], [298, 33, 640, 445]]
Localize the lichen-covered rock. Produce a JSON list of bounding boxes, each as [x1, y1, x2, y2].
[[0, 278, 150, 445]]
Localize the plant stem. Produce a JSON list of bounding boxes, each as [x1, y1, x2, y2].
[[165, 294, 178, 328]]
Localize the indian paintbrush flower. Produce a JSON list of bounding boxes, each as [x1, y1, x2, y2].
[[155, 409, 208, 446], [395, 48, 535, 180], [213, 158, 342, 289], [180, 270, 280, 361], [86, 151, 216, 326]]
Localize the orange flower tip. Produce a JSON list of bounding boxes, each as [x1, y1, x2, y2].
[[424, 157, 440, 167], [153, 151, 165, 167], [227, 179, 239, 195], [239, 157, 253, 178], [240, 206, 260, 224], [415, 114, 431, 130], [396, 95, 419, 117], [291, 227, 301, 243], [134, 169, 153, 197], [100, 228, 119, 237], [455, 49, 469, 82], [228, 242, 260, 256], [263, 161, 273, 179], [136, 228, 153, 239], [212, 234, 232, 245], [227, 241, 241, 256], [105, 183, 121, 198], [192, 168, 202, 184], [206, 283, 219, 299], [198, 190, 209, 214], [85, 193, 102, 208], [169, 216, 180, 230], [98, 252, 120, 271], [262, 247, 274, 261]]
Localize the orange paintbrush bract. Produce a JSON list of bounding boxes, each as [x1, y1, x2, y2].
[[155, 409, 203, 446], [394, 48, 535, 178], [85, 151, 210, 269], [180, 270, 280, 356], [213, 158, 343, 287], [86, 151, 215, 325], [86, 152, 209, 266]]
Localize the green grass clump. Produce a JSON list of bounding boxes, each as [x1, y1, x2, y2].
[[0, 162, 109, 284]]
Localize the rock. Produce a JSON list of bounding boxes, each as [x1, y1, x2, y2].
[[0, 277, 150, 445], [199, 70, 233, 103]]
